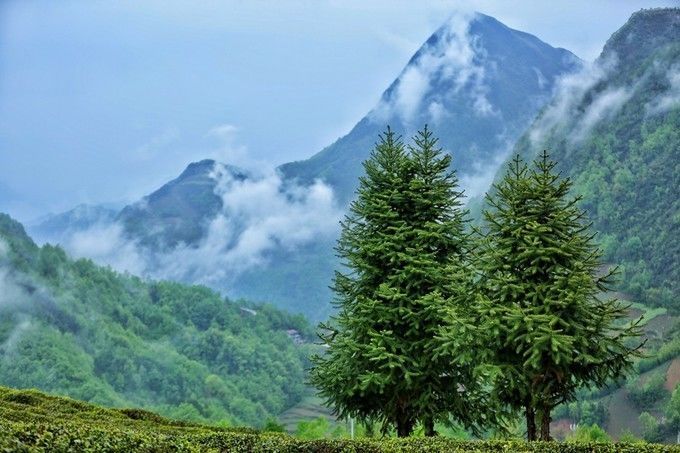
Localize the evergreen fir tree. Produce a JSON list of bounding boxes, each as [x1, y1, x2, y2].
[[479, 151, 643, 440], [310, 127, 493, 437]]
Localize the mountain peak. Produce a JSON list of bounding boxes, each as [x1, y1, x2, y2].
[[374, 11, 580, 129], [601, 7, 680, 65], [27, 204, 118, 245], [281, 12, 580, 204], [117, 160, 250, 249], [178, 159, 217, 178], [178, 159, 248, 181]]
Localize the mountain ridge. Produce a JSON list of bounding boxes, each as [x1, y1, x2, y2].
[[495, 7, 680, 310], [279, 12, 580, 204]]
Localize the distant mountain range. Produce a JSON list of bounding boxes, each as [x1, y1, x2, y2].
[[29, 204, 118, 246], [27, 9, 679, 321], [28, 12, 581, 320]]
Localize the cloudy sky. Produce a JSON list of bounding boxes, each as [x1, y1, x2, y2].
[[0, 0, 675, 221]]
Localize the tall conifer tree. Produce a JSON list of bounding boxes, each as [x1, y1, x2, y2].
[[311, 127, 492, 437], [479, 152, 643, 440]]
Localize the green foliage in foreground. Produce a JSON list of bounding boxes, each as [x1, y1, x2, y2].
[[0, 213, 314, 427], [311, 127, 496, 437], [2, 386, 679, 452], [565, 424, 612, 443], [479, 152, 643, 440]]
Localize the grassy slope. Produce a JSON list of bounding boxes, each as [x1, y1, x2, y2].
[[599, 299, 679, 441], [604, 360, 672, 439]]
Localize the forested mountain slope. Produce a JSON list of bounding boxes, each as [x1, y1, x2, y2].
[[502, 7, 679, 310], [0, 213, 314, 427]]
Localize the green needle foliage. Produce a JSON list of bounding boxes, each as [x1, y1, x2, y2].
[[479, 151, 644, 441], [311, 127, 495, 437]]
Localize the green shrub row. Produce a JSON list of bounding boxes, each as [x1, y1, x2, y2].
[[2, 421, 680, 453], [2, 385, 678, 452]]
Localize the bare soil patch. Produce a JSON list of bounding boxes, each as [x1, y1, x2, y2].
[[665, 357, 680, 391]]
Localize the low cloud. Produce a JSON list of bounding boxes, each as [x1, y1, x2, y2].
[[0, 239, 33, 310], [0, 239, 7, 260], [0, 268, 31, 310], [148, 165, 342, 286], [570, 85, 634, 142], [206, 123, 271, 170], [527, 55, 639, 147], [427, 101, 447, 124], [0, 239, 34, 353], [56, 160, 342, 289], [371, 12, 495, 126], [209, 123, 239, 140], [528, 50, 680, 149], [64, 223, 147, 276], [0, 318, 31, 354], [459, 146, 512, 199], [528, 58, 611, 146], [646, 64, 680, 115], [533, 67, 548, 90], [393, 63, 432, 122]]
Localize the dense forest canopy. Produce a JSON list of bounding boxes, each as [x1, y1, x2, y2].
[[0, 213, 315, 427], [506, 8, 680, 311]]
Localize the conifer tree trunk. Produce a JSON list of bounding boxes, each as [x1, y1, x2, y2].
[[395, 400, 416, 438], [525, 401, 537, 441], [539, 405, 552, 441], [424, 417, 436, 436], [396, 408, 414, 437]]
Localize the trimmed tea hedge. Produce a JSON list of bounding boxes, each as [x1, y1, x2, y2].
[[1, 386, 678, 452], [3, 425, 680, 453]]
